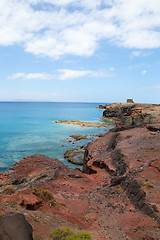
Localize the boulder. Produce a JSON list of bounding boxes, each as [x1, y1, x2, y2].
[[0, 212, 33, 240]]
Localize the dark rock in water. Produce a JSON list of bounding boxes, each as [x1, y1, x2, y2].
[[69, 134, 87, 141], [0, 212, 33, 240], [64, 149, 85, 165]]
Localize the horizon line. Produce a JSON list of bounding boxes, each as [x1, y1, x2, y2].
[[0, 101, 109, 104]]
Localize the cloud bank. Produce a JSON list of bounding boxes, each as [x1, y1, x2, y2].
[[1, 0, 160, 59], [8, 69, 112, 80]]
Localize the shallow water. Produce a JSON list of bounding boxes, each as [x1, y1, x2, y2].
[[0, 102, 110, 171]]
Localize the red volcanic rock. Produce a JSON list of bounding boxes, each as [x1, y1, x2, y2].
[[18, 193, 43, 210], [0, 154, 106, 239], [84, 124, 160, 239], [0, 122, 160, 240]]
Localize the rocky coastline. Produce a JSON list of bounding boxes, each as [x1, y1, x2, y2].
[[0, 102, 160, 240], [54, 119, 112, 128], [101, 102, 160, 128]]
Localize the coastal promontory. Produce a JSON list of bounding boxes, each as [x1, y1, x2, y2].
[[0, 102, 160, 240]]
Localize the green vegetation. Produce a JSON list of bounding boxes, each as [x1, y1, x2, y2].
[[33, 187, 55, 203], [140, 182, 154, 189], [50, 227, 72, 240], [50, 227, 92, 240], [33, 235, 39, 240], [40, 189, 53, 201]]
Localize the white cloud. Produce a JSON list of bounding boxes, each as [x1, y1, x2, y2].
[[109, 67, 115, 71], [8, 69, 112, 81], [142, 70, 147, 76], [25, 73, 53, 80], [131, 51, 153, 58], [8, 73, 25, 79], [131, 51, 143, 58], [8, 72, 54, 80], [57, 69, 112, 80], [1, 0, 160, 58], [57, 69, 91, 80], [126, 63, 150, 70]]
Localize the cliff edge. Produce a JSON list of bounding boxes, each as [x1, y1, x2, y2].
[[0, 102, 160, 239], [102, 102, 160, 128]]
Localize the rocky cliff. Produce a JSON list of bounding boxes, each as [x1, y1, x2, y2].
[[83, 104, 160, 239], [102, 102, 160, 128], [0, 103, 160, 240]]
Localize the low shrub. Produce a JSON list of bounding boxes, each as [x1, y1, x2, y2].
[[50, 227, 72, 240], [40, 190, 53, 201], [33, 235, 39, 240], [33, 188, 53, 201], [3, 185, 16, 194], [66, 231, 91, 240], [140, 182, 154, 189], [50, 227, 92, 240]]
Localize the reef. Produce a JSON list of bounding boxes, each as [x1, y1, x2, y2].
[[64, 149, 85, 165], [54, 120, 111, 128]]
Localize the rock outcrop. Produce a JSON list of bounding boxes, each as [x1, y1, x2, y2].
[[102, 102, 160, 128], [0, 213, 33, 240], [84, 123, 160, 239], [0, 103, 160, 240], [64, 148, 85, 165]]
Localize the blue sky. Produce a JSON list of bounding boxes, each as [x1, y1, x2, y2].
[[0, 0, 160, 103]]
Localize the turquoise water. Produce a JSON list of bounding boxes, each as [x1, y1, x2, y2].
[[0, 102, 110, 171]]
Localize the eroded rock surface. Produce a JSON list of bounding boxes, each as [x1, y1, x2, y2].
[[0, 118, 160, 239], [103, 102, 160, 127], [84, 123, 160, 239]]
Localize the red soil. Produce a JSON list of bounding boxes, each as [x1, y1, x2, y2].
[[0, 124, 160, 239]]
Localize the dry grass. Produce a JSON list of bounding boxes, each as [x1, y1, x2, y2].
[[3, 185, 16, 195]]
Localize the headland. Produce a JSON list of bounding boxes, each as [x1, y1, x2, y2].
[[0, 101, 160, 240]]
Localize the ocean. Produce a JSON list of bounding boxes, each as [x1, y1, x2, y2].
[[0, 102, 110, 172]]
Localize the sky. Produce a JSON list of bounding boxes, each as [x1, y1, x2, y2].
[[0, 0, 160, 103]]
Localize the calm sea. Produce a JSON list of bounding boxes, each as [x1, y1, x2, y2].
[[0, 102, 110, 171]]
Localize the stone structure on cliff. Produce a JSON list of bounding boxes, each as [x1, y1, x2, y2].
[[126, 98, 134, 103]]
